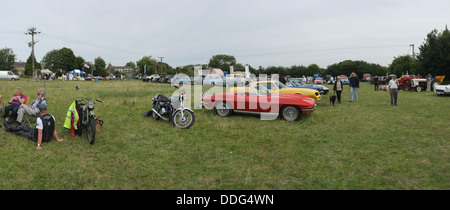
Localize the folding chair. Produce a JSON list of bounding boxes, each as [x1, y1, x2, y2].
[[20, 95, 36, 127]]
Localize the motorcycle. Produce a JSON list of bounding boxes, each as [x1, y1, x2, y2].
[[143, 85, 195, 129], [75, 85, 103, 144]]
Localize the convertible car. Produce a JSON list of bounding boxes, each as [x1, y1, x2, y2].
[[287, 79, 329, 95], [202, 85, 317, 121], [230, 81, 321, 101]]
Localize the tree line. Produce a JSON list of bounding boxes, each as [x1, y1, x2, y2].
[[1, 26, 449, 80]]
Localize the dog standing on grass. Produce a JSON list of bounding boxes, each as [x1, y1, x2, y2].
[[330, 94, 337, 106]]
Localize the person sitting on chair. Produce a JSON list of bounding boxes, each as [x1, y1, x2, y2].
[[4, 87, 26, 122], [4, 104, 63, 150], [16, 89, 47, 124]]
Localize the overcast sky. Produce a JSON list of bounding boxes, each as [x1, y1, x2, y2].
[[1, 0, 449, 69]]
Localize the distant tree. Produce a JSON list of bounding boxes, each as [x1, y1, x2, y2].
[[326, 60, 387, 78], [137, 56, 157, 75], [287, 65, 308, 78], [208, 54, 236, 71], [389, 55, 416, 76], [125, 61, 136, 69], [74, 56, 85, 70], [24, 53, 40, 76], [57, 47, 76, 71], [0, 48, 15, 70], [417, 26, 450, 77], [94, 57, 108, 77], [41, 47, 76, 72]]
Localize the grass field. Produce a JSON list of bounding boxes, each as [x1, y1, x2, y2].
[[0, 79, 449, 190]]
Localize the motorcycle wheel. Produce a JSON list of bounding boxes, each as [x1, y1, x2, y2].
[[171, 109, 195, 129], [87, 116, 96, 145]]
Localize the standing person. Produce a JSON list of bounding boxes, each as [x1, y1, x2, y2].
[[0, 95, 2, 128], [302, 75, 307, 83], [426, 74, 433, 91], [373, 76, 379, 91], [349, 72, 359, 102], [279, 75, 287, 85], [4, 104, 63, 150], [16, 89, 47, 124], [4, 87, 26, 122], [333, 76, 344, 104], [388, 75, 399, 106]]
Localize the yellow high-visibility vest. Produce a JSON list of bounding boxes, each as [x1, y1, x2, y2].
[[64, 101, 79, 130]]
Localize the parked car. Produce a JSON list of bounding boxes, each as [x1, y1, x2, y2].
[[434, 84, 450, 96], [325, 75, 334, 84], [287, 78, 328, 95], [172, 75, 192, 85], [151, 75, 161, 82], [158, 75, 173, 83], [363, 73, 372, 82], [314, 77, 324, 84], [0, 70, 20, 81], [202, 84, 317, 121], [340, 75, 349, 84], [230, 81, 321, 101], [306, 76, 314, 84], [142, 74, 158, 82], [203, 74, 224, 86]]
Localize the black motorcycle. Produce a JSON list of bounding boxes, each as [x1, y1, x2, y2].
[[143, 85, 195, 129]]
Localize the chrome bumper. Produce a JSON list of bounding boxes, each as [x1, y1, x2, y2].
[[303, 104, 317, 113]]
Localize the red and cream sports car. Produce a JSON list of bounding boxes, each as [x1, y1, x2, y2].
[[202, 85, 316, 121]]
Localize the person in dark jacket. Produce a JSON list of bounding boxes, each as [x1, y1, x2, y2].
[[333, 76, 344, 103], [373, 76, 379, 91], [349, 72, 359, 102], [279, 76, 287, 85], [4, 104, 63, 149]]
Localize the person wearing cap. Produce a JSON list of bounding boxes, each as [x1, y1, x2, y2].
[[4, 103, 63, 149]]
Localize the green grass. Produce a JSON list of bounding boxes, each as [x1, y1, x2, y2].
[[0, 79, 449, 190]]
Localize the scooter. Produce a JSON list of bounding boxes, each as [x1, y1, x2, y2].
[[143, 85, 195, 129]]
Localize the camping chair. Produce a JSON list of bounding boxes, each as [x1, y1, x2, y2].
[[21, 95, 36, 127]]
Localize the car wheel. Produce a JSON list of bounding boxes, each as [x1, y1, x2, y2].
[[215, 101, 233, 117], [281, 105, 301, 121]]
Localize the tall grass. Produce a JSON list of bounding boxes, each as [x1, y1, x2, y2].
[[0, 79, 448, 189]]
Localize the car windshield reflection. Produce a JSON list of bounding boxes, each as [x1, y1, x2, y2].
[[252, 84, 271, 96]]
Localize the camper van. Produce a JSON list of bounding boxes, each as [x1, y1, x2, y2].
[[0, 71, 20, 81]]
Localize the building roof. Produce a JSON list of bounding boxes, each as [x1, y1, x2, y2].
[[13, 62, 26, 69]]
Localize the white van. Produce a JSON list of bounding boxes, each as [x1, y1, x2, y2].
[[0, 71, 20, 81]]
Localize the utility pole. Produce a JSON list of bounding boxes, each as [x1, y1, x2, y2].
[[410, 44, 416, 60], [25, 27, 41, 79], [158, 56, 164, 74]]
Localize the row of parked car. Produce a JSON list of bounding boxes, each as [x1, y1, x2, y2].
[[140, 74, 174, 83]]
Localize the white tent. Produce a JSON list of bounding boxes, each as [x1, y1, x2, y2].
[[41, 69, 52, 74]]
